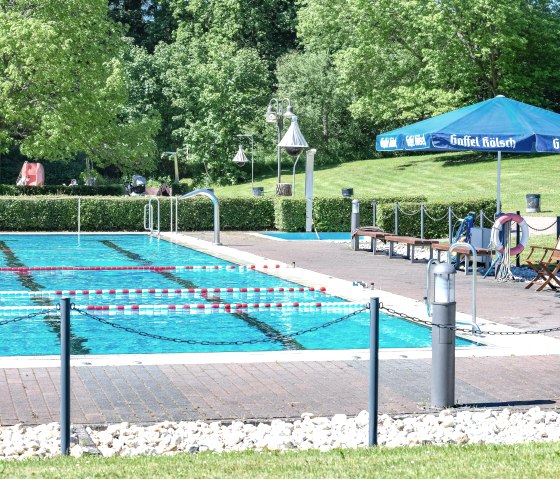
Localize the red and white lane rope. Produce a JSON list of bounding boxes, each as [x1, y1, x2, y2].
[[0, 286, 327, 297], [0, 301, 364, 313], [0, 264, 285, 272]]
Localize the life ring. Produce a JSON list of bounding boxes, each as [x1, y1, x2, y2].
[[492, 213, 529, 255]]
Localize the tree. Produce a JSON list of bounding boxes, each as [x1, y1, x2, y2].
[[298, 0, 560, 131], [0, 0, 159, 174], [276, 51, 372, 163], [160, 34, 270, 185]]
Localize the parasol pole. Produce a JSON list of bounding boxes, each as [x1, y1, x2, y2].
[[496, 150, 501, 215]]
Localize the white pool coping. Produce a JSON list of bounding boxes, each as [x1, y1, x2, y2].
[[1, 231, 559, 369]]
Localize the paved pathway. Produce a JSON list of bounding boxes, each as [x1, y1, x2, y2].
[[1, 231, 560, 426]]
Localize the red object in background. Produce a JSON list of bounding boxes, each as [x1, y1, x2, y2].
[[16, 161, 45, 186]]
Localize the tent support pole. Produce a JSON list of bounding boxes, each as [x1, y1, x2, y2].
[[496, 151, 501, 215]]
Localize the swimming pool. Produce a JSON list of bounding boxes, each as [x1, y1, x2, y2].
[[0, 234, 477, 356]]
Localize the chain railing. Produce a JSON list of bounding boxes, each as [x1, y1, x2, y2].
[[73, 305, 368, 346], [526, 218, 558, 232], [2, 303, 559, 341]]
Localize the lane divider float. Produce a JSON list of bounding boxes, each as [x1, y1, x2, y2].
[[0, 286, 327, 297], [0, 264, 286, 272]]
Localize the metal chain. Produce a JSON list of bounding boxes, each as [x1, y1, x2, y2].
[[379, 303, 560, 336], [451, 210, 464, 221], [397, 205, 421, 216], [423, 208, 448, 222], [527, 219, 558, 232], [0, 308, 58, 326], [73, 306, 368, 346]]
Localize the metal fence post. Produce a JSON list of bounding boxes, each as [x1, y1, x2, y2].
[[372, 200, 377, 228], [351, 199, 360, 251], [60, 298, 71, 455], [448, 207, 452, 244], [516, 210, 521, 268], [420, 205, 425, 239], [369, 297, 379, 446], [394, 202, 398, 235]]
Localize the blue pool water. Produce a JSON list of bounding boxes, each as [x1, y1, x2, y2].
[[0, 234, 478, 356], [261, 232, 351, 241]]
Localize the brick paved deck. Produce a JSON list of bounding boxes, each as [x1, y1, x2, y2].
[[1, 231, 559, 426]]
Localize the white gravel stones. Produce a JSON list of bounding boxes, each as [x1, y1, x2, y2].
[[1, 407, 560, 460]]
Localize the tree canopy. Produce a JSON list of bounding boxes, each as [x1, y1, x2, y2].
[[3, 0, 560, 184]]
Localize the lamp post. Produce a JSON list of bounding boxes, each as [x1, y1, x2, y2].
[[265, 98, 294, 185], [233, 134, 254, 188], [163, 151, 179, 183]]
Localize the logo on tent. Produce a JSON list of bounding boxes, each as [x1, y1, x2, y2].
[[379, 137, 398, 149], [405, 135, 427, 147]]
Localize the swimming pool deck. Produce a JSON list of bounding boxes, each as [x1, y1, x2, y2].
[[1, 231, 559, 426]]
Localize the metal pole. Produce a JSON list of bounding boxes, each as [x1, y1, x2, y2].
[[60, 297, 71, 455], [394, 202, 398, 235], [369, 297, 379, 446], [421, 205, 425, 239], [448, 207, 452, 244], [496, 151, 502, 215], [250, 136, 254, 188], [431, 301, 456, 408], [351, 199, 360, 251], [480, 209, 484, 229], [305, 149, 316, 232], [277, 114, 283, 185], [77, 197, 81, 236], [373, 200, 377, 227], [516, 210, 521, 268], [557, 216, 560, 239]]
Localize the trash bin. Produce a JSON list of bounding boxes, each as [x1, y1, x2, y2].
[[526, 194, 541, 213], [341, 188, 353, 197], [252, 186, 264, 196]]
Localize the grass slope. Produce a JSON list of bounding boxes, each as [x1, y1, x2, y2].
[[217, 152, 560, 214]]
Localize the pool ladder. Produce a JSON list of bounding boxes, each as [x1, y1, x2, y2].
[[144, 197, 160, 237]]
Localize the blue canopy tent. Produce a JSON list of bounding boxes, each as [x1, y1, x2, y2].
[[376, 95, 560, 214]]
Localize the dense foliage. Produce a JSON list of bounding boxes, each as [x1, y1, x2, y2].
[[2, 0, 560, 185]]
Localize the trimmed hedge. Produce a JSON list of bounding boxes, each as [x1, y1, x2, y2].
[[377, 199, 496, 239], [0, 184, 125, 196], [0, 195, 494, 236], [0, 196, 275, 232]]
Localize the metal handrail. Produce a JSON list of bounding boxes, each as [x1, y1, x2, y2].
[[448, 242, 479, 333], [143, 197, 160, 236], [178, 189, 221, 245]]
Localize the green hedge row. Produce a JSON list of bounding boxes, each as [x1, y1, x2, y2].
[[0, 197, 274, 232], [377, 199, 496, 239], [0, 195, 494, 237]]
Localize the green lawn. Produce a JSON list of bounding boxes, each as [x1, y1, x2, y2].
[[216, 152, 560, 215], [4, 443, 560, 478]]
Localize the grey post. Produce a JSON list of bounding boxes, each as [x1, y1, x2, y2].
[[394, 202, 398, 235], [516, 210, 521, 268], [431, 263, 456, 409], [351, 199, 360, 250], [448, 207, 453, 244], [420, 205, 425, 239], [372, 200, 377, 227], [369, 297, 380, 446], [60, 297, 71, 455]]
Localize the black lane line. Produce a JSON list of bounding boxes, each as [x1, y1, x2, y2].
[[0, 240, 91, 355], [100, 240, 304, 350]]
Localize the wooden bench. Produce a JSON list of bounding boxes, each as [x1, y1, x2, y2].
[[352, 227, 388, 254], [384, 235, 439, 262], [432, 243, 493, 273]]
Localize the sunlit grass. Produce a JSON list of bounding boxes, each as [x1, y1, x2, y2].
[[4, 443, 560, 479], [216, 152, 560, 215]]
